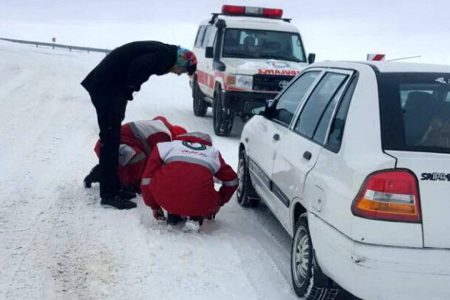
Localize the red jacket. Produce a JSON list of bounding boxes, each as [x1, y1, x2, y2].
[[120, 118, 173, 155], [141, 133, 238, 217], [94, 118, 175, 189]]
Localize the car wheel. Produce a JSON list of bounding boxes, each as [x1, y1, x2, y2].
[[237, 149, 259, 207], [213, 86, 233, 136], [291, 215, 340, 299], [192, 77, 208, 117]]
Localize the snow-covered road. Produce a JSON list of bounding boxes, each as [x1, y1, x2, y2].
[[0, 41, 298, 299]]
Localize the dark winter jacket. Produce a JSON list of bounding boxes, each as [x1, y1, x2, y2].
[[81, 41, 178, 97]]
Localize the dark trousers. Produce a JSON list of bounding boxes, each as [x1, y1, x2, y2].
[[90, 91, 128, 199]]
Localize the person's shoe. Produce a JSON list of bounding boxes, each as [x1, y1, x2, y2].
[[118, 189, 137, 200], [167, 214, 184, 225], [101, 195, 137, 210], [84, 175, 93, 188], [84, 165, 101, 188]]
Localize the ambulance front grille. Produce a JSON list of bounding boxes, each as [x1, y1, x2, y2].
[[253, 75, 294, 92]]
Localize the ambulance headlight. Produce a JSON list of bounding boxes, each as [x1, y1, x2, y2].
[[235, 75, 253, 89]]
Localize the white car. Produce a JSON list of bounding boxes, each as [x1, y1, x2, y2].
[[191, 5, 315, 136], [238, 61, 450, 299]]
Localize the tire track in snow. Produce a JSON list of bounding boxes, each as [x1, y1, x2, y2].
[[218, 201, 298, 300]]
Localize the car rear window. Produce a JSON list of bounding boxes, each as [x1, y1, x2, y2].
[[378, 72, 450, 154]]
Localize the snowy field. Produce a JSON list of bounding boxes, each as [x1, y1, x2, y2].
[[1, 0, 450, 299], [0, 41, 299, 299]]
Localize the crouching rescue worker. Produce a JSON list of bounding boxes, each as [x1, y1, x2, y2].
[[84, 116, 187, 201], [81, 40, 197, 209], [140, 132, 238, 230]]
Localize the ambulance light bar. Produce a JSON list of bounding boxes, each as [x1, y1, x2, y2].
[[221, 5, 283, 19]]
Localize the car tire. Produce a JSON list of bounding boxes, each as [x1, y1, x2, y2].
[[236, 149, 259, 207], [291, 214, 340, 300], [192, 77, 208, 117], [213, 86, 233, 136]]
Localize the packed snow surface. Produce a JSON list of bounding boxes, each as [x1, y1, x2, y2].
[[2, 1, 449, 298], [0, 41, 298, 299]]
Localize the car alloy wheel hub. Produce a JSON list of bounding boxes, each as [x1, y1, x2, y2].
[[293, 227, 310, 286]]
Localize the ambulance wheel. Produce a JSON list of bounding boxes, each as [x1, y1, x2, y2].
[[192, 78, 208, 117], [237, 149, 259, 207], [213, 86, 233, 136]]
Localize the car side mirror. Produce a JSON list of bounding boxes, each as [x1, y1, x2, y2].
[[205, 47, 214, 58], [308, 53, 316, 64], [265, 98, 276, 108], [263, 98, 277, 118]]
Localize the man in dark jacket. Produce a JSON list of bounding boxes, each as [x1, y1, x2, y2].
[[81, 41, 197, 209]]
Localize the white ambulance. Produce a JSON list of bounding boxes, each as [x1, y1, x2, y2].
[[191, 5, 315, 136]]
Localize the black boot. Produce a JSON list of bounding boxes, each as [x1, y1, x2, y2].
[[84, 164, 101, 188], [167, 214, 184, 225], [118, 189, 137, 200], [101, 195, 137, 210]]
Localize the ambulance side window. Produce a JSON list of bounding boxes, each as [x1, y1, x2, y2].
[[201, 26, 213, 48], [195, 26, 206, 48], [203, 26, 216, 48]]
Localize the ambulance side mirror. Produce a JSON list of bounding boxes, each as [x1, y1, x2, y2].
[[205, 47, 214, 58], [308, 53, 316, 64]]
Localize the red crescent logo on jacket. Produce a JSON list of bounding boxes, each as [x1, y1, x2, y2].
[[182, 141, 207, 151]]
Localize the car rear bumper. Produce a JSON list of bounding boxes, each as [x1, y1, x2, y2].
[[308, 213, 450, 300]]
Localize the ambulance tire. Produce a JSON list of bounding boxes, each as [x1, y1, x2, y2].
[[192, 78, 208, 117], [213, 86, 233, 136]]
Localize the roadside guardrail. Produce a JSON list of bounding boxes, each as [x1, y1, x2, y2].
[[0, 37, 111, 54]]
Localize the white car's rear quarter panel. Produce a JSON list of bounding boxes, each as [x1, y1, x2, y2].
[[386, 150, 450, 248]]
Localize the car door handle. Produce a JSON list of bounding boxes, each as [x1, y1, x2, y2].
[[273, 133, 280, 141], [303, 151, 312, 160]]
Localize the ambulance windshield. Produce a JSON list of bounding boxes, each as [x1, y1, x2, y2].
[[222, 28, 306, 62]]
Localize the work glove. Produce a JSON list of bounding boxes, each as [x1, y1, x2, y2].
[[152, 208, 166, 221]]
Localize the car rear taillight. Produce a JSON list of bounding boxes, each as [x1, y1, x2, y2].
[[351, 170, 421, 223]]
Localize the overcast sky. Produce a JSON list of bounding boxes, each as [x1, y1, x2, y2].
[[1, 0, 449, 64]]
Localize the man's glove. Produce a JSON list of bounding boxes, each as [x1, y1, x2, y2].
[[152, 208, 166, 221]]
